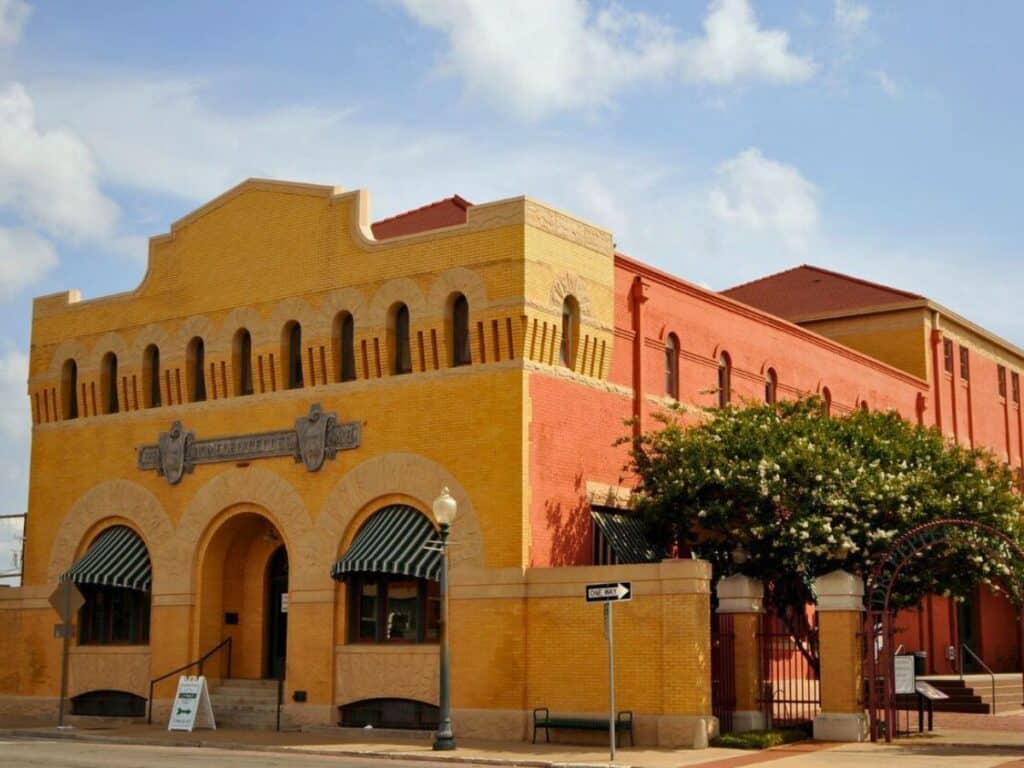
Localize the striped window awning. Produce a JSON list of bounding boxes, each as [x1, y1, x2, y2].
[[592, 507, 659, 565], [331, 505, 441, 582], [60, 525, 152, 592]]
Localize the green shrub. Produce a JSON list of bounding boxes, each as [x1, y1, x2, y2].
[[710, 728, 808, 750]]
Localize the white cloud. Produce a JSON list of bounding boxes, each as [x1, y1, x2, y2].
[[708, 148, 819, 251], [0, 344, 29, 584], [399, 0, 814, 119], [0, 0, 30, 47], [0, 346, 28, 441], [0, 225, 56, 296], [834, 0, 871, 38], [874, 69, 900, 98], [0, 83, 119, 241], [681, 0, 816, 86]]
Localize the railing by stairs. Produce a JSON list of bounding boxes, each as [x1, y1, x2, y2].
[[960, 643, 997, 715], [147, 637, 232, 724]]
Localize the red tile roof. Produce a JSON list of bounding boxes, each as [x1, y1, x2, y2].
[[721, 264, 923, 320], [371, 195, 472, 240]]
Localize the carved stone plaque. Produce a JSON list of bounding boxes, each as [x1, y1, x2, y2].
[[137, 403, 361, 485]]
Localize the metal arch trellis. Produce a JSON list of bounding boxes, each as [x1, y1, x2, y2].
[[864, 518, 1024, 742]]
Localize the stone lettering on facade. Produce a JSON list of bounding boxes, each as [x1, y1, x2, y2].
[[137, 403, 361, 484]]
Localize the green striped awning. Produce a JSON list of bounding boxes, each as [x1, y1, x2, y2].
[[331, 505, 441, 581], [60, 525, 152, 592], [592, 507, 658, 564]]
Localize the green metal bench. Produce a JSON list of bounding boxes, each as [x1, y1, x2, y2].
[[532, 707, 634, 746]]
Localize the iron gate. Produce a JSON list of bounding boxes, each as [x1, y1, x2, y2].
[[758, 611, 820, 728], [711, 612, 735, 733]]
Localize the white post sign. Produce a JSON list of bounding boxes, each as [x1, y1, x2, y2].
[[893, 655, 916, 695], [168, 675, 217, 731]]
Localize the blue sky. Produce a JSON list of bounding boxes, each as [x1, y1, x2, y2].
[[0, 0, 1022, 578]]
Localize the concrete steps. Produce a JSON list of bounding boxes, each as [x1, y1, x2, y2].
[[209, 678, 281, 730], [919, 675, 1023, 714]]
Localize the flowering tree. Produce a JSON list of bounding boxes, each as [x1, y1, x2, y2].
[[626, 398, 1024, 667]]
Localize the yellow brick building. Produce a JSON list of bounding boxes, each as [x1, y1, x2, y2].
[[0, 180, 714, 746]]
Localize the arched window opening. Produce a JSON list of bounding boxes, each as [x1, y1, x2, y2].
[[392, 304, 412, 375], [822, 387, 832, 417], [717, 352, 731, 408], [143, 345, 160, 408], [233, 329, 253, 396], [61, 359, 78, 420], [765, 368, 778, 405], [101, 352, 119, 414], [451, 294, 471, 367], [560, 296, 579, 369], [665, 333, 679, 398], [283, 321, 304, 389], [186, 337, 206, 402], [334, 312, 356, 382]]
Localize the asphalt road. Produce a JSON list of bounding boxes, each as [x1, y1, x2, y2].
[[0, 738, 470, 768]]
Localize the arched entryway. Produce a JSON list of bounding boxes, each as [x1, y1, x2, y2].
[[195, 510, 289, 681]]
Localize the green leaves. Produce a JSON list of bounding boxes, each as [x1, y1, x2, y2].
[[627, 398, 1024, 611]]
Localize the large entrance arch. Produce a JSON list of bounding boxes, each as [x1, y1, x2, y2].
[[864, 518, 1024, 742], [196, 510, 290, 681]]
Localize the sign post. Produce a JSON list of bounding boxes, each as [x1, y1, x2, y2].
[[586, 581, 632, 762], [48, 581, 84, 728]]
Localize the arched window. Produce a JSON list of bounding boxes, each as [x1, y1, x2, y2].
[[560, 296, 579, 369], [392, 303, 412, 375], [101, 352, 119, 414], [765, 368, 778, 405], [186, 337, 206, 402], [283, 321, 304, 389], [334, 312, 356, 382], [451, 294, 471, 367], [143, 345, 160, 408], [717, 352, 731, 408], [822, 387, 832, 417], [61, 359, 78, 420], [665, 333, 679, 398], [233, 329, 253, 396]]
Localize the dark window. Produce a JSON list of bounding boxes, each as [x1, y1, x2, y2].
[[393, 304, 412, 374], [339, 698, 439, 730], [821, 387, 832, 417], [336, 312, 356, 382], [943, 338, 954, 374], [998, 365, 1007, 398], [348, 574, 440, 644], [765, 368, 778, 405], [61, 359, 78, 420], [717, 353, 731, 407], [960, 346, 970, 381], [101, 353, 119, 414], [560, 296, 579, 369], [285, 322, 303, 389], [451, 294, 471, 366], [71, 690, 146, 718], [234, 329, 253, 396], [665, 334, 679, 398], [144, 345, 160, 408], [860, 400, 869, 412], [1013, 373, 1020, 405], [78, 584, 150, 645], [187, 337, 206, 402]]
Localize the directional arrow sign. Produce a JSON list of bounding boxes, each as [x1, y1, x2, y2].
[[585, 581, 632, 603]]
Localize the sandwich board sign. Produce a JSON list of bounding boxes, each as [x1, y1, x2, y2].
[[168, 675, 216, 731]]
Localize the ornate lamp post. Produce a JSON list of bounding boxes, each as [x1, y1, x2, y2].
[[432, 487, 458, 751]]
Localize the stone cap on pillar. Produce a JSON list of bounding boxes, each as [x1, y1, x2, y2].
[[812, 569, 865, 612], [715, 573, 764, 614]]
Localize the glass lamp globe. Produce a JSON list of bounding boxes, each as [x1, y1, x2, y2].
[[433, 487, 458, 527]]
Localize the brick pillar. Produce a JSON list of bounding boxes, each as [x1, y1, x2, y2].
[[716, 574, 765, 732], [812, 570, 868, 741]]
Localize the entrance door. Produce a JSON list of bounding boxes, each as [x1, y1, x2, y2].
[[957, 589, 977, 673], [265, 546, 288, 679]]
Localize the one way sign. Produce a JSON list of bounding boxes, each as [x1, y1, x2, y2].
[[585, 582, 632, 603]]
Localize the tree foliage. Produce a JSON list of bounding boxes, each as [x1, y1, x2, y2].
[[627, 398, 1024, 625]]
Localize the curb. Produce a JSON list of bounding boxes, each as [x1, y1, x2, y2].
[[1, 729, 629, 768]]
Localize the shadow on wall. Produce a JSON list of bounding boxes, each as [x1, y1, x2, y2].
[[544, 474, 591, 566]]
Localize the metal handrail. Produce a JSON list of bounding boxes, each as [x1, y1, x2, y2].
[[276, 675, 284, 732], [146, 637, 232, 724], [959, 643, 996, 715]]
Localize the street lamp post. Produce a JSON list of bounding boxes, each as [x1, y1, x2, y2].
[[432, 487, 458, 751]]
